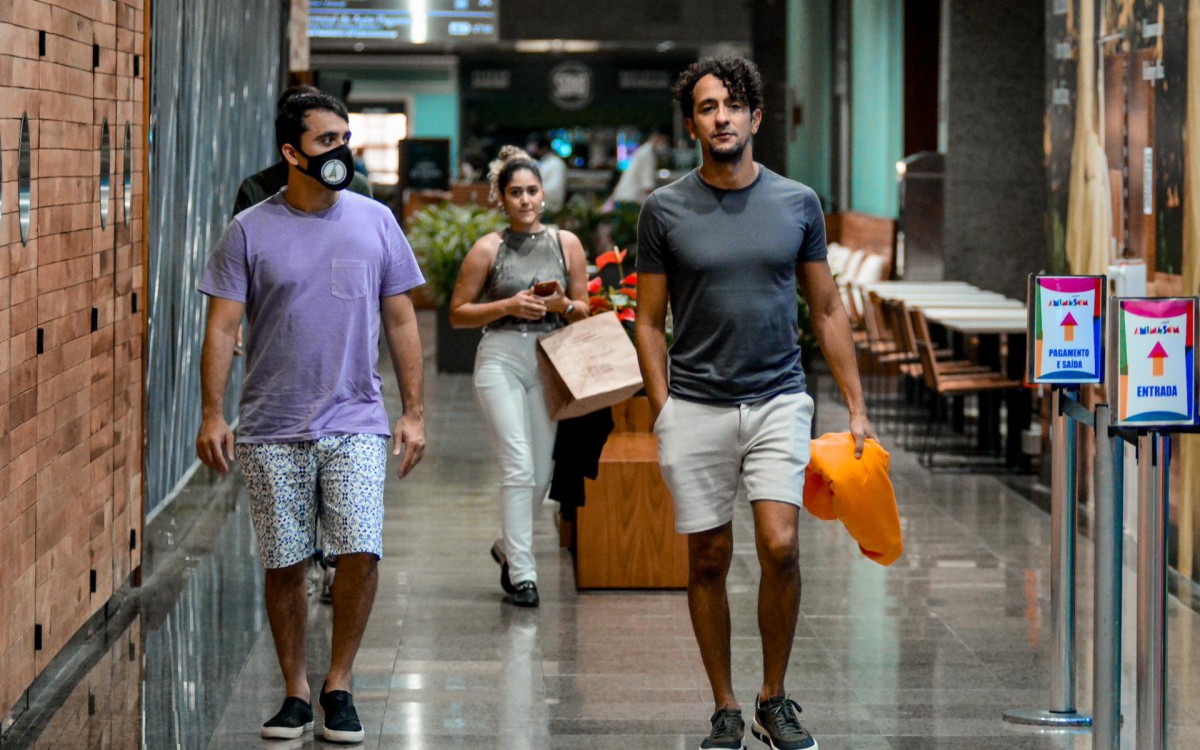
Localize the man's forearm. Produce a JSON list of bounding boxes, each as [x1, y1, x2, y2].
[[635, 323, 670, 410], [387, 316, 425, 418], [200, 328, 236, 418], [814, 311, 867, 415]]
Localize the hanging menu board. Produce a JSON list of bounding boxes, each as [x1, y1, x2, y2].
[[1109, 297, 1198, 427], [309, 0, 498, 46], [1027, 275, 1106, 384]]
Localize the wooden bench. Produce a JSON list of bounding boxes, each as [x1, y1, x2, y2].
[[573, 398, 689, 589]]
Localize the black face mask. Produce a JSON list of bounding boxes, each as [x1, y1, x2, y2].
[[296, 142, 355, 191]]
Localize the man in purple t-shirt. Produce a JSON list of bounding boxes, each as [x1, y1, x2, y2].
[[196, 91, 426, 744]]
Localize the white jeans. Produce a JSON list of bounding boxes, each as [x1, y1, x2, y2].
[[474, 330, 557, 584]]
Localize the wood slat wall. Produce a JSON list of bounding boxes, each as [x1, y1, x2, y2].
[[0, 0, 146, 719]]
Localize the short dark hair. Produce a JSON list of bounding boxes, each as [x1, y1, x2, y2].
[[276, 84, 321, 114], [274, 91, 349, 155], [672, 56, 764, 119]]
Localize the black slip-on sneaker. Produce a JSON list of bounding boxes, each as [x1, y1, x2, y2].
[[319, 687, 365, 744], [261, 696, 313, 740]]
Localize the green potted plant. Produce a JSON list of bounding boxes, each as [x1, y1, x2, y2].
[[408, 202, 508, 372]]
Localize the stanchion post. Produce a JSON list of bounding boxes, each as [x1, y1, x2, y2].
[[1136, 432, 1169, 750], [1004, 387, 1091, 727], [1050, 386, 1079, 713], [1091, 403, 1122, 750]]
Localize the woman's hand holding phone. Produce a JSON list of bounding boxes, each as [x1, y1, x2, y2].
[[531, 280, 571, 315], [509, 289, 549, 320]]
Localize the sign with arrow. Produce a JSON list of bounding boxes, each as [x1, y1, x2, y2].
[[1110, 297, 1198, 427], [1027, 275, 1105, 384]]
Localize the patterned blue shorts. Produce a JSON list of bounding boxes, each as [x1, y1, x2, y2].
[[235, 434, 387, 569]]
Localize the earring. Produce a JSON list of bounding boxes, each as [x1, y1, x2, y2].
[[541, 201, 546, 210]]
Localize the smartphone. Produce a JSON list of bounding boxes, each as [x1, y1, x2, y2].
[[532, 280, 559, 297]]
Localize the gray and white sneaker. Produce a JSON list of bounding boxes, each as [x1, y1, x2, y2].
[[700, 706, 746, 750], [752, 695, 817, 750]]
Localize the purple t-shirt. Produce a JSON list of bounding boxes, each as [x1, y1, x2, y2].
[[199, 190, 425, 443]]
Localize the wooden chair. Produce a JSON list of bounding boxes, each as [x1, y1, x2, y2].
[[888, 301, 991, 446], [908, 309, 1022, 468], [854, 292, 905, 410]]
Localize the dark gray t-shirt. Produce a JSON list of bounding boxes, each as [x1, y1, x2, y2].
[[636, 166, 827, 405]]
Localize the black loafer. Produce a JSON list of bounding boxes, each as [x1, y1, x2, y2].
[[510, 580, 539, 608], [491, 544, 516, 595], [261, 696, 313, 739], [319, 686, 365, 744]]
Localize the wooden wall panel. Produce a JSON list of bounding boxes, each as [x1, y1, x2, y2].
[[34, 0, 103, 674], [0, 0, 145, 717], [0, 0, 45, 721]]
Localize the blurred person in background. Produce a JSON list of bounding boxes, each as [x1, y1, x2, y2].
[[526, 132, 567, 213], [606, 125, 671, 207]]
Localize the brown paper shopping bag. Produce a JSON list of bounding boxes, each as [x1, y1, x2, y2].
[[536, 311, 644, 420]]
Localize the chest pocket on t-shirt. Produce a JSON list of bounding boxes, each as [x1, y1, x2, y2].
[[331, 259, 369, 300]]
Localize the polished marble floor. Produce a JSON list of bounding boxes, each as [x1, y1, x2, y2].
[[6, 311, 1200, 749]]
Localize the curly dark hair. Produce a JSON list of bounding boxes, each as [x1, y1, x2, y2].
[[672, 56, 764, 119]]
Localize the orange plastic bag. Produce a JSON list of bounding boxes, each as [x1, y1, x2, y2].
[[803, 433, 903, 566]]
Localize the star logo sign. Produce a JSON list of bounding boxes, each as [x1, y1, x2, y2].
[[322, 159, 347, 185]]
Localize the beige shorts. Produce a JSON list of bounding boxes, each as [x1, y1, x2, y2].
[[654, 391, 815, 534]]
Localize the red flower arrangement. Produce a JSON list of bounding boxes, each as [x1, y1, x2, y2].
[[588, 248, 637, 324]]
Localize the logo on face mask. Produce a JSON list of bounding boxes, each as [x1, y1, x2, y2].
[[321, 159, 348, 186], [296, 143, 355, 191]]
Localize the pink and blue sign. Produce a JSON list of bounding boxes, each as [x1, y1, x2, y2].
[[1112, 297, 1197, 427], [1027, 275, 1105, 384]]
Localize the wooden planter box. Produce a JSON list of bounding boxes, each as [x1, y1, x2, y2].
[[573, 397, 689, 589]]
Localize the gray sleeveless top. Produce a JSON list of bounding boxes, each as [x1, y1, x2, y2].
[[483, 227, 568, 332]]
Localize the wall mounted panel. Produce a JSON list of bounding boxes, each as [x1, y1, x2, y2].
[[0, 0, 148, 719], [145, 0, 284, 517]]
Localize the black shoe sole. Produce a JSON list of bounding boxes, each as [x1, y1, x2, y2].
[[751, 719, 818, 750], [321, 725, 365, 744], [261, 721, 313, 740]]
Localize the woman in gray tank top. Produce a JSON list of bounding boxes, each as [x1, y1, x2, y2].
[[448, 146, 589, 607]]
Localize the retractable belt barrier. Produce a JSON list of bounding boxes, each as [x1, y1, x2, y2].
[[1001, 277, 1200, 750]]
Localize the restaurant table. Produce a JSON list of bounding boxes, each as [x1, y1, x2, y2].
[[914, 302, 1026, 312], [859, 281, 977, 289], [876, 294, 1012, 303]]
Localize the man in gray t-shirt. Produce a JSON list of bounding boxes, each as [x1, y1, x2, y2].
[[635, 57, 875, 750]]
